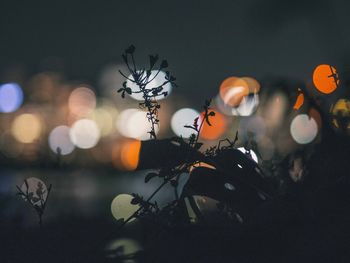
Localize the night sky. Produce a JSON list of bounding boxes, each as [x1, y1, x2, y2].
[[1, 0, 350, 103]]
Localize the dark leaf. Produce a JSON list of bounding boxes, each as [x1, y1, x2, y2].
[[195, 143, 203, 150], [149, 55, 158, 68], [125, 45, 135, 54], [123, 81, 127, 88], [160, 60, 168, 69], [163, 91, 168, 97], [131, 197, 141, 205], [208, 111, 215, 116], [117, 88, 123, 93], [145, 172, 159, 183], [31, 197, 40, 203], [125, 88, 132, 95], [121, 91, 125, 98]]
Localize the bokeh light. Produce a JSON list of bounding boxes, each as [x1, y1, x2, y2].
[[171, 108, 199, 138], [68, 86, 96, 117], [20, 177, 48, 204], [313, 64, 339, 94], [110, 194, 140, 222], [290, 114, 318, 144], [48, 125, 75, 155], [239, 115, 266, 142], [331, 98, 350, 131], [126, 70, 172, 101], [116, 109, 158, 140], [0, 83, 24, 113], [199, 109, 227, 140], [293, 92, 304, 110], [112, 139, 141, 171], [69, 119, 100, 149], [89, 106, 115, 137], [121, 140, 141, 171], [219, 77, 249, 107], [11, 113, 42, 143], [237, 147, 258, 163]]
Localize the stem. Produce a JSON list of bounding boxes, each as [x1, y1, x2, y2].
[[118, 180, 168, 229]]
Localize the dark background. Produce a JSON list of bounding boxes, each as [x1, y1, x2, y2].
[[1, 0, 350, 104]]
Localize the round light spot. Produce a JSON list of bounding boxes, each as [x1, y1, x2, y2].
[[199, 109, 227, 140], [110, 194, 141, 222], [21, 177, 48, 204], [11, 114, 42, 143], [171, 108, 199, 138], [238, 147, 258, 163], [290, 114, 318, 144], [126, 70, 172, 101], [89, 107, 114, 137], [68, 87, 96, 117], [48, 125, 75, 155], [69, 119, 100, 149], [0, 83, 24, 113], [313, 64, 339, 94], [116, 109, 158, 140]]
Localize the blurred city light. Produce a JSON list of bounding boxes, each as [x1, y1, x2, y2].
[[290, 114, 318, 144], [48, 125, 75, 155], [11, 113, 42, 143], [126, 70, 172, 101], [20, 177, 48, 204], [313, 64, 339, 94], [69, 119, 100, 149], [199, 109, 227, 140], [0, 83, 23, 113], [112, 139, 141, 171], [68, 86, 96, 117], [171, 108, 199, 138], [116, 109, 158, 140], [110, 194, 140, 222]]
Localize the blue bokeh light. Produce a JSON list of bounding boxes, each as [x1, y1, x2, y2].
[[0, 83, 24, 113]]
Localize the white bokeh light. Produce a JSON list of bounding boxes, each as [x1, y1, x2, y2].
[[69, 119, 100, 149], [116, 109, 158, 140], [171, 108, 199, 138], [290, 114, 318, 144], [126, 70, 172, 101], [48, 125, 75, 155]]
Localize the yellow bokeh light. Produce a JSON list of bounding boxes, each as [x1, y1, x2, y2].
[[110, 194, 140, 222], [11, 113, 42, 143]]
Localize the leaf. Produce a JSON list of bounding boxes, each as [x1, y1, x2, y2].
[[160, 60, 168, 69], [149, 54, 158, 68], [208, 111, 215, 116], [31, 197, 40, 203], [163, 91, 168, 97], [125, 45, 135, 54], [145, 172, 159, 183], [125, 88, 132, 95], [117, 88, 123, 93]]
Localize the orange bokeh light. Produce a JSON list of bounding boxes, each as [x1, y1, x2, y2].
[[199, 110, 227, 140], [312, 64, 339, 94], [293, 92, 304, 110], [112, 139, 141, 171], [219, 77, 249, 107]]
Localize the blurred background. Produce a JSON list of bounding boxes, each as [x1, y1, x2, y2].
[[1, 0, 350, 262]]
